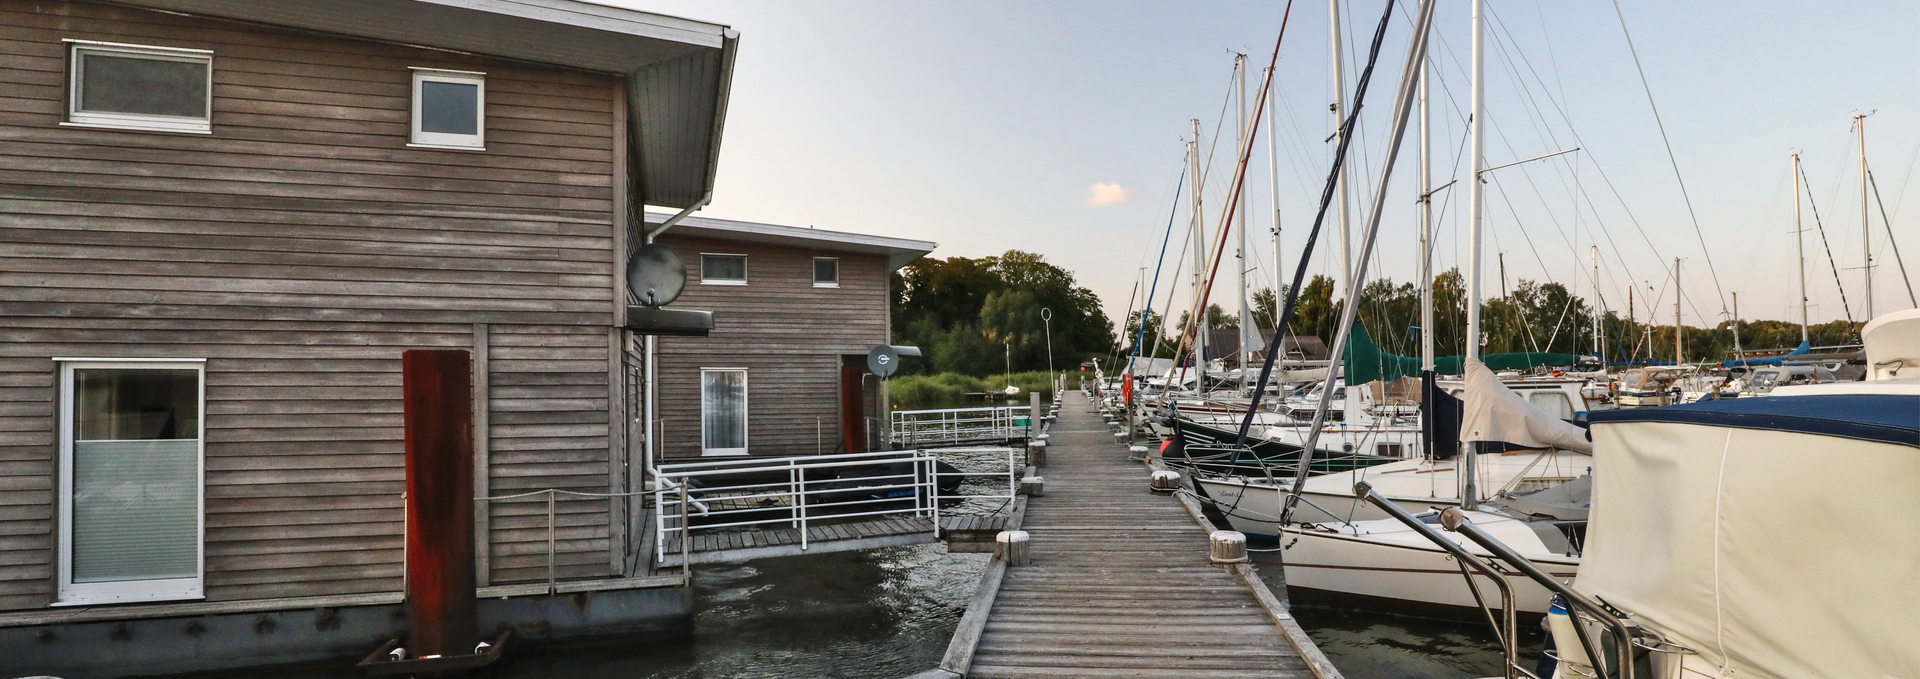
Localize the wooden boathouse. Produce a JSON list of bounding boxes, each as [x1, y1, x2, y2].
[[0, 0, 877, 675], [646, 213, 935, 460]]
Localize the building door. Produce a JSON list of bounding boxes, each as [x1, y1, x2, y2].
[[839, 363, 865, 454], [700, 368, 748, 456], [58, 360, 205, 604]]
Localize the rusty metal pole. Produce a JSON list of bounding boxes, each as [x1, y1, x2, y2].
[[402, 349, 478, 658]]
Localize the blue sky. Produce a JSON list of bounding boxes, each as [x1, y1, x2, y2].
[[610, 0, 1920, 334]]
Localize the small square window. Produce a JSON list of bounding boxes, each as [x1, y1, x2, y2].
[[410, 68, 484, 149], [701, 254, 747, 285], [813, 258, 839, 287], [65, 40, 212, 134]]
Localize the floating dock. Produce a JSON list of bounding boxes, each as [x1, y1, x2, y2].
[[921, 390, 1341, 679]]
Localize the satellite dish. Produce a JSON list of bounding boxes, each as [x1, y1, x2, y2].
[[868, 345, 900, 377], [626, 243, 686, 307]]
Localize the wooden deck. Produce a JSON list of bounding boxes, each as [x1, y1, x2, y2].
[[657, 516, 938, 567], [933, 390, 1341, 679]]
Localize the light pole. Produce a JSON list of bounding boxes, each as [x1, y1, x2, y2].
[[1040, 308, 1054, 377]]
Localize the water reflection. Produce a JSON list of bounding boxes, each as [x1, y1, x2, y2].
[[500, 544, 987, 679], [174, 509, 1522, 678], [1249, 552, 1537, 679]]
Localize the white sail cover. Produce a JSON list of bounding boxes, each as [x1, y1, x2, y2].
[[1580, 396, 1920, 679], [1126, 357, 1174, 376], [1461, 358, 1592, 453]]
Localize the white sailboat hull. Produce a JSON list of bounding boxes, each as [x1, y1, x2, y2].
[[1191, 450, 1591, 535], [1280, 515, 1579, 615]]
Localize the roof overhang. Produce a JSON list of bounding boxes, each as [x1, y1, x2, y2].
[[647, 212, 937, 271], [101, 0, 735, 209]]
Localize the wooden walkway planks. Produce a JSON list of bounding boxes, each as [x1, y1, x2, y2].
[[951, 390, 1339, 679], [656, 515, 938, 567]]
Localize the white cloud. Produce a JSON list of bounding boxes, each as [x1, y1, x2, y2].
[[1084, 182, 1133, 207]]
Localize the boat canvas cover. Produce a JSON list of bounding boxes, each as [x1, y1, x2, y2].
[[1460, 358, 1592, 453], [1126, 356, 1174, 376], [1342, 323, 1578, 385], [1580, 395, 1920, 679]]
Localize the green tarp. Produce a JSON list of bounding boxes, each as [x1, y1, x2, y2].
[[1341, 323, 1579, 386]]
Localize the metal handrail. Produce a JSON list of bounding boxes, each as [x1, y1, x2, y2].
[[1437, 507, 1636, 679], [890, 406, 1033, 446], [1355, 483, 1519, 679], [471, 487, 657, 595], [653, 448, 1019, 563]]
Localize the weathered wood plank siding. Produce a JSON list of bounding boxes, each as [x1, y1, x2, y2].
[[484, 325, 613, 584], [652, 235, 889, 458], [0, 0, 622, 608]]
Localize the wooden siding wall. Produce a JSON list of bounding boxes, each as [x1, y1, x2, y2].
[[0, 0, 621, 609], [652, 236, 889, 459], [483, 326, 612, 584]]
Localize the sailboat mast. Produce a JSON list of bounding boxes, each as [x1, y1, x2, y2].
[[1674, 257, 1683, 365], [1858, 114, 1874, 320], [1419, 44, 1434, 371], [1591, 246, 1600, 360], [1182, 116, 1198, 387], [1236, 54, 1253, 381], [1794, 152, 1809, 342], [1267, 66, 1284, 355], [1463, 0, 1486, 506], [1330, 0, 1353, 295], [1732, 291, 1742, 360]]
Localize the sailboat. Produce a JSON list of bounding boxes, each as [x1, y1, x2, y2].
[[1274, 358, 1592, 614], [1261, 0, 1600, 615], [1399, 308, 1920, 679]]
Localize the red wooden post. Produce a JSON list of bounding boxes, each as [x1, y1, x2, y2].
[[402, 350, 477, 657]]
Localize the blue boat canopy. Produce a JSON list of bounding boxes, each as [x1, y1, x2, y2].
[[1588, 394, 1920, 448]]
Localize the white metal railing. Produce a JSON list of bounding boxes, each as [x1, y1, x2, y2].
[[653, 448, 1021, 563], [889, 406, 1033, 446]]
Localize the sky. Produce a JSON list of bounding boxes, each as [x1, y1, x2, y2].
[[607, 0, 1920, 337]]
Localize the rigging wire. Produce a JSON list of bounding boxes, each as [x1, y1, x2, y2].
[[1170, 1, 1299, 382], [1235, 0, 1399, 447], [1129, 166, 1189, 374], [1609, 0, 1727, 317], [1797, 158, 1856, 324], [1865, 165, 1918, 306]]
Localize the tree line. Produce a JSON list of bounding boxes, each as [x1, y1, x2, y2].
[[1122, 268, 1861, 364], [891, 251, 1116, 376]]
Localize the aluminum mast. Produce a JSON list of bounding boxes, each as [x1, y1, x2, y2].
[[1463, 0, 1487, 505]]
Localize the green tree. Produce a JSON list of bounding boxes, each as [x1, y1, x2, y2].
[[891, 250, 1116, 375]]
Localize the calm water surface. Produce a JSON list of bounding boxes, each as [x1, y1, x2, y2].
[[200, 541, 1517, 679], [495, 544, 1519, 679]]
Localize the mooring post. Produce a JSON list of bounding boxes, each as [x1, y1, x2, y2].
[[1028, 390, 1040, 438], [402, 349, 478, 659]]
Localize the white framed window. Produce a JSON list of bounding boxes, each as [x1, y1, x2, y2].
[[409, 67, 485, 150], [64, 40, 213, 134], [813, 257, 840, 288], [700, 368, 748, 456], [56, 359, 206, 605], [700, 254, 747, 285]]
